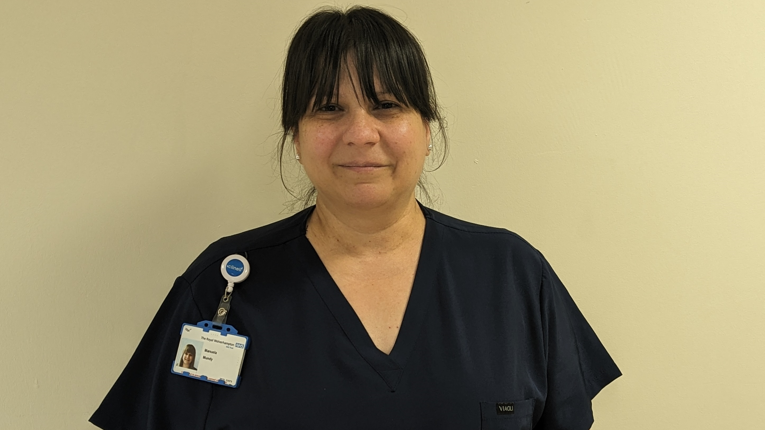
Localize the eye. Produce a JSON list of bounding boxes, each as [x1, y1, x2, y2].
[[317, 104, 340, 112], [376, 101, 400, 110]]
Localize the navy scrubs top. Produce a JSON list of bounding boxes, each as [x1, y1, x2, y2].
[[91, 206, 620, 430]]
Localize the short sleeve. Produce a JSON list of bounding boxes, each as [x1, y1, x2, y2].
[[90, 277, 213, 430], [535, 258, 621, 430]]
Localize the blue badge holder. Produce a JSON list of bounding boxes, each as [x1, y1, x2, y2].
[[171, 320, 250, 388]]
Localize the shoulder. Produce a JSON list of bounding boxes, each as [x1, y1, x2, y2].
[[181, 207, 313, 281], [422, 205, 543, 265]]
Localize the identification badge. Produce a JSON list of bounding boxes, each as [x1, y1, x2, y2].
[[172, 254, 251, 387], [171, 320, 249, 388]]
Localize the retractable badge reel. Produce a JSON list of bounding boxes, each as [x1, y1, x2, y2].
[[171, 254, 251, 388]]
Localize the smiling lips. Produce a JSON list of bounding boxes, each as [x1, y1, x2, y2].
[[338, 162, 389, 172]]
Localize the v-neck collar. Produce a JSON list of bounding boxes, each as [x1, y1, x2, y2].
[[291, 205, 440, 392]]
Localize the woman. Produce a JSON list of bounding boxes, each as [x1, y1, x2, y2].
[[92, 6, 619, 430], [177, 344, 196, 370]]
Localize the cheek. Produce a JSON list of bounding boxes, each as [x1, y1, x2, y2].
[[394, 122, 429, 159], [299, 124, 337, 157]]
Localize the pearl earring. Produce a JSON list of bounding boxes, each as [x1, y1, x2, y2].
[[295, 154, 300, 160]]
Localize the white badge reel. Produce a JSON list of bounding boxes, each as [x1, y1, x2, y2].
[[171, 254, 251, 388], [221, 254, 250, 287]]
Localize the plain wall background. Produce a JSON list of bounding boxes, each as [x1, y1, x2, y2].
[[2, 0, 764, 428]]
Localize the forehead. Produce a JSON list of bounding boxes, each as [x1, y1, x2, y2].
[[333, 66, 389, 96], [310, 60, 398, 106]]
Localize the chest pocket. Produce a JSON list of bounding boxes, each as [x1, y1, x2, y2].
[[479, 399, 534, 430]]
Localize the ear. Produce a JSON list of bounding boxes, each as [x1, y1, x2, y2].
[[424, 120, 432, 154], [291, 129, 301, 161]]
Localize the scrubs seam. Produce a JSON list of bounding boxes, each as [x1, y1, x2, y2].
[[425, 216, 539, 253], [290, 237, 405, 391], [182, 207, 315, 284], [542, 265, 591, 402], [293, 245, 394, 379], [183, 235, 304, 285], [178, 275, 205, 318]]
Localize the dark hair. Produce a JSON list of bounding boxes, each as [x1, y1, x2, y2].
[[278, 6, 447, 207]]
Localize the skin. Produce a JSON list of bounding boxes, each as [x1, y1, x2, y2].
[[182, 351, 194, 368], [293, 66, 432, 354]]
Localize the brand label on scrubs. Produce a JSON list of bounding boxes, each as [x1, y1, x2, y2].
[[496, 402, 515, 415], [171, 322, 249, 388]]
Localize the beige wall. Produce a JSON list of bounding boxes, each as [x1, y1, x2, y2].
[[2, 0, 763, 428]]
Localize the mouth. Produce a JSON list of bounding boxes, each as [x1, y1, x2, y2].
[[339, 162, 386, 167], [338, 161, 387, 168], [338, 163, 388, 172]]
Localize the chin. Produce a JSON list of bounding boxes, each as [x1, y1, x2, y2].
[[343, 188, 411, 210], [317, 182, 416, 211]]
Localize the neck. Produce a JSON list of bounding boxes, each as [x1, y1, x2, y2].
[[307, 196, 425, 256]]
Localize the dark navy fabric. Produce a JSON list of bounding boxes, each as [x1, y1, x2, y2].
[[91, 206, 620, 430]]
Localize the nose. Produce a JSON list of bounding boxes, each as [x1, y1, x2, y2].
[[342, 108, 380, 146]]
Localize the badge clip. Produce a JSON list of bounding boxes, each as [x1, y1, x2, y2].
[[211, 254, 250, 327]]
